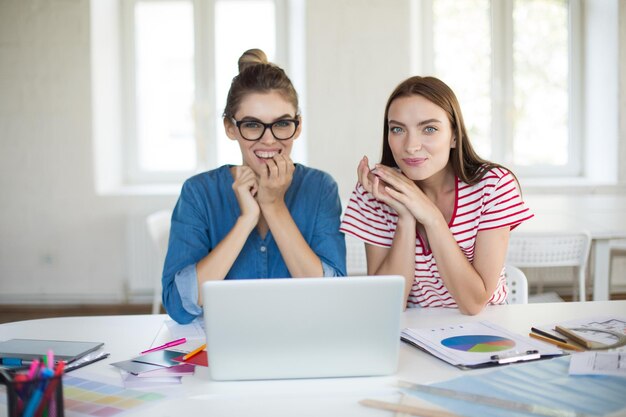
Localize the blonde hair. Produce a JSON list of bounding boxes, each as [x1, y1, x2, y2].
[[237, 48, 269, 73]]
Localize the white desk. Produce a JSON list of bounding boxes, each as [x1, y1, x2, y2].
[[524, 195, 626, 301], [1, 301, 625, 417]]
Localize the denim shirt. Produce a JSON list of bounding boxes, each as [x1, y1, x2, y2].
[[162, 164, 347, 324]]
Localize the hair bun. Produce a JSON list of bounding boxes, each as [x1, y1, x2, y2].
[[238, 49, 269, 73]]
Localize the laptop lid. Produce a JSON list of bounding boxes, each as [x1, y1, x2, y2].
[[202, 276, 404, 381]]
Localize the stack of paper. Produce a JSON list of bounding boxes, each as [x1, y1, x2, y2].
[[401, 321, 562, 369], [110, 350, 195, 388]]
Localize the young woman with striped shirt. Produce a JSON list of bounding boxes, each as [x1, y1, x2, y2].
[[340, 76, 533, 315]]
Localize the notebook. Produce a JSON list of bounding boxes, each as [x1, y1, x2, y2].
[[201, 275, 404, 381]]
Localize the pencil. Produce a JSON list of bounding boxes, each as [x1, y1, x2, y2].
[[528, 332, 585, 352], [182, 343, 206, 361], [360, 399, 463, 417], [554, 326, 596, 349]]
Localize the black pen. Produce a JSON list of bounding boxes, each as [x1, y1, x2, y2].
[[530, 327, 568, 343]]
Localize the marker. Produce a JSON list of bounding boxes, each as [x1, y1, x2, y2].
[[182, 343, 206, 361], [141, 337, 187, 354], [27, 359, 40, 378], [0, 357, 35, 367], [47, 349, 54, 369]]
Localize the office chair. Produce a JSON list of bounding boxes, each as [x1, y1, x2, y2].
[[506, 231, 591, 301], [146, 210, 172, 314], [505, 264, 528, 304]]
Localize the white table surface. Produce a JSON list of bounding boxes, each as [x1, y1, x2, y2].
[[523, 194, 626, 301], [1, 301, 625, 417]]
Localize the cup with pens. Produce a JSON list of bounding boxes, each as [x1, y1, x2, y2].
[[0, 350, 65, 417]]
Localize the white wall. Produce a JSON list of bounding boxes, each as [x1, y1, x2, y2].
[[0, 0, 625, 304], [0, 1, 176, 303], [305, 0, 413, 198]]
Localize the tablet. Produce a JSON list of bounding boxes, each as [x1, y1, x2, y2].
[[0, 339, 104, 363]]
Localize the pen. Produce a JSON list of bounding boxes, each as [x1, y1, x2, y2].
[[490, 350, 540, 364], [0, 357, 35, 367], [182, 343, 206, 361], [65, 352, 110, 373], [141, 337, 187, 354], [529, 332, 585, 352], [530, 327, 568, 343]]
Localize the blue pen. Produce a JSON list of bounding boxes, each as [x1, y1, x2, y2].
[[0, 357, 34, 367], [23, 368, 54, 417]]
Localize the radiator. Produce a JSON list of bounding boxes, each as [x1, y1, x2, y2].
[[126, 214, 162, 297]]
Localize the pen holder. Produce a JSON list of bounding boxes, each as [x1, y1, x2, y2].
[[0, 369, 64, 417]]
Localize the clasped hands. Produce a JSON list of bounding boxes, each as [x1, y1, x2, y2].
[[357, 156, 441, 227], [232, 154, 294, 221]]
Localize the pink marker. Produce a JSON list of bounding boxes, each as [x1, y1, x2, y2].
[[27, 359, 40, 379], [141, 337, 187, 354]]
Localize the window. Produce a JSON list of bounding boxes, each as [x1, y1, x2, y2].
[[427, 0, 578, 177], [122, 0, 292, 184]]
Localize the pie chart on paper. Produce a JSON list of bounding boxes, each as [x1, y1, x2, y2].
[[441, 335, 515, 352]]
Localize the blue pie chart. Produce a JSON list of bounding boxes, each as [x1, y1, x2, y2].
[[441, 335, 515, 352]]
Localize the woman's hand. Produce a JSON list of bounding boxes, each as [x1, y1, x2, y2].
[[256, 154, 295, 208], [358, 157, 412, 220], [232, 165, 260, 223], [370, 164, 442, 227]]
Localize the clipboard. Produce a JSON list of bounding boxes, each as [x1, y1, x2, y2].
[[400, 321, 563, 369]]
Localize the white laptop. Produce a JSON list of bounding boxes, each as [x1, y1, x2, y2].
[[201, 275, 404, 381]]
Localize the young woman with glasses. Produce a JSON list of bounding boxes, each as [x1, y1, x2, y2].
[[340, 76, 533, 315], [163, 49, 346, 324]]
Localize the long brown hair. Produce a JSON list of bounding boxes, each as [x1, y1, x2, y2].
[[223, 49, 299, 119], [380, 76, 506, 185]]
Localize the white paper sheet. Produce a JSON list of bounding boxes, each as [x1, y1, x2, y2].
[[569, 351, 626, 377]]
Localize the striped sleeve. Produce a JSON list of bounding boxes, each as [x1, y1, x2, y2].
[[478, 168, 534, 232], [340, 183, 395, 248]]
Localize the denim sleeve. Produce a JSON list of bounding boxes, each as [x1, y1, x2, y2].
[[174, 264, 203, 316], [322, 260, 340, 277], [161, 180, 209, 324], [310, 174, 347, 277]]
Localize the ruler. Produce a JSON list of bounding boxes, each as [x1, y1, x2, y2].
[[398, 381, 593, 417]]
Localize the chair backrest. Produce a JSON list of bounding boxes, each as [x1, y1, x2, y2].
[[146, 210, 172, 314], [506, 231, 591, 301], [504, 264, 528, 304], [345, 234, 368, 276]]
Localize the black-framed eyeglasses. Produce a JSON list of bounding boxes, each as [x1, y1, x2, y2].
[[231, 118, 300, 141]]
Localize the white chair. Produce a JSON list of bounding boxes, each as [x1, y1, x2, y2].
[[610, 239, 626, 292], [345, 234, 368, 276], [506, 231, 591, 301], [504, 264, 528, 304], [146, 210, 173, 314]]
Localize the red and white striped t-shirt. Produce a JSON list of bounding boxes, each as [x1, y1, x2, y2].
[[340, 167, 534, 308]]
